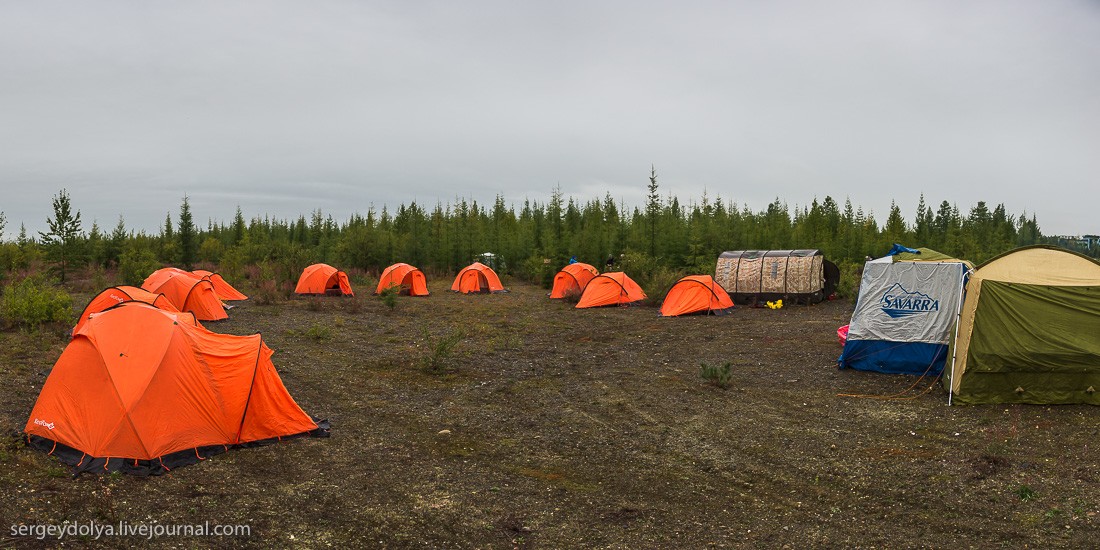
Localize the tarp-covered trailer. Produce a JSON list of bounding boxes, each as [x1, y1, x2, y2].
[[715, 249, 839, 305]]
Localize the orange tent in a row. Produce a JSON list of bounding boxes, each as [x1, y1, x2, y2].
[[451, 262, 507, 294], [73, 286, 199, 335], [295, 264, 354, 296], [549, 263, 599, 298], [659, 275, 735, 317], [576, 272, 647, 308], [193, 269, 248, 301], [142, 268, 228, 321], [25, 302, 327, 475], [375, 263, 429, 296]]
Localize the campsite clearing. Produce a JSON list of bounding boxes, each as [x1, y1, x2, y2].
[[1, 280, 1097, 547]]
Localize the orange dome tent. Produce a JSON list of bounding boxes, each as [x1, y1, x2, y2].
[[451, 262, 507, 294], [576, 272, 647, 308], [549, 263, 599, 298], [375, 263, 429, 296], [192, 270, 248, 301], [659, 275, 735, 317], [24, 302, 328, 475], [295, 264, 354, 296], [142, 268, 228, 321], [73, 286, 199, 335]]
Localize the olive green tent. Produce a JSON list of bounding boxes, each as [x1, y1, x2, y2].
[[946, 245, 1100, 405]]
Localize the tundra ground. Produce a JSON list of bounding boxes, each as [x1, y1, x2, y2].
[[1, 280, 1097, 548]]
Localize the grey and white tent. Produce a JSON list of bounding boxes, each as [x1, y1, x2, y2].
[[838, 247, 972, 375]]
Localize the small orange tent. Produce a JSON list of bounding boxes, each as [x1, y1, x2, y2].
[[451, 262, 507, 294], [375, 263, 429, 296], [25, 302, 327, 475], [73, 286, 199, 335], [549, 263, 599, 298], [142, 268, 228, 321], [193, 270, 248, 301], [659, 275, 735, 317], [295, 264, 354, 296], [576, 272, 647, 308]]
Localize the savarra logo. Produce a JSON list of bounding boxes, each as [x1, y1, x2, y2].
[[880, 283, 939, 318], [34, 418, 55, 430]]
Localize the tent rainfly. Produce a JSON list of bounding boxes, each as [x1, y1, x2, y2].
[[576, 272, 646, 308], [945, 245, 1100, 405], [192, 270, 248, 301], [659, 275, 735, 317], [549, 263, 599, 299], [295, 264, 354, 296], [73, 286, 197, 335], [24, 302, 328, 475], [376, 263, 430, 296], [451, 262, 507, 294], [141, 268, 228, 321]]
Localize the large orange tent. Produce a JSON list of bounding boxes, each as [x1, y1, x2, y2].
[[73, 286, 200, 335], [659, 275, 735, 317], [549, 263, 599, 298], [24, 302, 328, 475], [375, 263, 429, 296], [295, 264, 354, 296], [142, 268, 228, 321], [451, 262, 507, 294], [576, 272, 647, 308], [193, 269, 248, 301]]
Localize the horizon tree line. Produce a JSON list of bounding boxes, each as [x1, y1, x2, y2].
[[0, 172, 1078, 290]]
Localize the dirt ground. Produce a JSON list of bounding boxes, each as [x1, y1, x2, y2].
[[1, 279, 1097, 548]]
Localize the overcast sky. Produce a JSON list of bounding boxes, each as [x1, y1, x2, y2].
[[1, 0, 1097, 240]]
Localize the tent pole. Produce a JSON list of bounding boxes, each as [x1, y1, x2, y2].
[[947, 264, 969, 406]]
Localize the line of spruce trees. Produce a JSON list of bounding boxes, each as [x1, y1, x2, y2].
[[0, 174, 1063, 294]]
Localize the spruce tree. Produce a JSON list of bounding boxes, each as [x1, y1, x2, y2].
[[646, 165, 660, 257], [106, 216, 127, 267], [178, 195, 197, 268], [39, 189, 84, 283], [233, 206, 245, 245]]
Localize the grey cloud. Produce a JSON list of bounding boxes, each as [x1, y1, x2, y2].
[[1, 0, 1097, 238]]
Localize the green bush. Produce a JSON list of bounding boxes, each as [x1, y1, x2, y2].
[[616, 251, 658, 278], [835, 260, 864, 299], [700, 361, 733, 389], [118, 246, 160, 286], [638, 266, 685, 307], [252, 279, 282, 306], [517, 254, 555, 287], [421, 328, 466, 375], [378, 284, 399, 311], [303, 324, 332, 341], [340, 296, 363, 314], [1, 276, 73, 330]]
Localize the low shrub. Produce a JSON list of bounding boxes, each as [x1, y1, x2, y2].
[[252, 279, 282, 306], [1, 276, 73, 331], [638, 267, 685, 307], [700, 361, 733, 389], [421, 328, 466, 375], [341, 296, 363, 314], [118, 247, 160, 286], [1016, 485, 1038, 502], [378, 285, 399, 312], [303, 324, 332, 341], [835, 260, 864, 299]]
